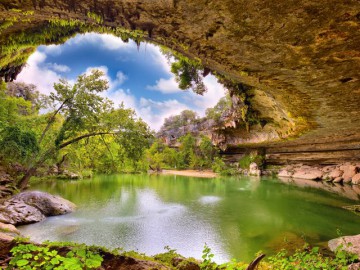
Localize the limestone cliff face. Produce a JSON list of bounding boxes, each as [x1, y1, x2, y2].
[[0, 0, 359, 164]]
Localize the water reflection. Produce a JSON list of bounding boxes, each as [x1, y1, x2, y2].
[[19, 174, 360, 263]]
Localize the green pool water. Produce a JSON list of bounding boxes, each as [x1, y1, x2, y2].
[[19, 174, 360, 263]]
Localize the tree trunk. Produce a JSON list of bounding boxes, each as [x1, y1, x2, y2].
[[16, 132, 115, 190], [17, 167, 37, 190]]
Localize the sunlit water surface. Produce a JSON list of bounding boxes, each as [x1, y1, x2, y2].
[[19, 174, 360, 263]]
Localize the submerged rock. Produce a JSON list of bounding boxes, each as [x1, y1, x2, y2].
[[328, 234, 360, 258], [0, 191, 76, 225]]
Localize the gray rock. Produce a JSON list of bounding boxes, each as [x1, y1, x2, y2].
[[12, 191, 76, 216], [328, 234, 360, 258], [0, 191, 76, 225], [0, 201, 45, 225]]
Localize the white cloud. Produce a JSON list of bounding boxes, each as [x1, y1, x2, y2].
[[137, 98, 189, 131], [146, 43, 173, 73], [17, 51, 61, 95], [146, 77, 181, 94], [69, 33, 131, 51], [107, 89, 137, 110], [188, 75, 226, 117], [47, 63, 71, 73], [41, 44, 63, 56], [115, 71, 127, 86]]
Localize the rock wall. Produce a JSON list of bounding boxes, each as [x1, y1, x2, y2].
[[0, 0, 359, 164]]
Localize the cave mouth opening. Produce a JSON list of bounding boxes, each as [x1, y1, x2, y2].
[[4, 31, 226, 132]]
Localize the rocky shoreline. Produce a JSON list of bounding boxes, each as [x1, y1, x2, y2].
[[277, 163, 360, 185]]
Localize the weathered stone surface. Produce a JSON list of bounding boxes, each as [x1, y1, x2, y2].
[[329, 169, 343, 180], [0, 201, 45, 225], [0, 222, 20, 235], [0, 191, 76, 225], [333, 177, 343, 183], [249, 162, 261, 176], [278, 169, 293, 178], [292, 168, 323, 180], [348, 263, 360, 270], [0, 0, 359, 164], [12, 191, 76, 216], [0, 232, 15, 259], [340, 165, 358, 183], [352, 174, 360, 185], [329, 235, 360, 258]]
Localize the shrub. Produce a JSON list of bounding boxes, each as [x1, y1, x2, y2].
[[9, 243, 103, 270]]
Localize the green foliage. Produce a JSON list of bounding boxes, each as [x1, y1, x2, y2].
[[238, 154, 264, 169], [160, 47, 207, 95], [178, 133, 197, 168], [0, 20, 14, 33], [0, 126, 39, 163], [267, 244, 358, 270], [171, 57, 207, 95], [161, 110, 199, 130], [9, 243, 103, 270], [205, 95, 232, 123], [200, 244, 216, 270], [211, 157, 237, 176], [87, 12, 103, 24]]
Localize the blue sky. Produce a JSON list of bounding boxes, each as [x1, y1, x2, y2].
[[18, 33, 225, 130]]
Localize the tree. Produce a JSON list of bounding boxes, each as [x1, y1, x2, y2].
[[171, 58, 207, 95], [205, 95, 232, 123], [17, 70, 152, 189], [178, 133, 196, 168], [198, 135, 217, 168]]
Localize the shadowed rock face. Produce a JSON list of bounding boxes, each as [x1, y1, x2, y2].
[[0, 0, 359, 163]]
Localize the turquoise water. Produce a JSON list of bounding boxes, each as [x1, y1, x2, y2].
[[19, 174, 360, 263]]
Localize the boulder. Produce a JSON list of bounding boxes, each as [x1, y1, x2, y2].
[[329, 169, 343, 180], [292, 168, 323, 180], [340, 165, 358, 183], [278, 169, 293, 178], [11, 191, 76, 216], [0, 201, 45, 225], [0, 222, 20, 236], [348, 263, 360, 270], [333, 177, 343, 183], [328, 234, 360, 258], [0, 191, 76, 225], [0, 232, 15, 259], [249, 162, 261, 176], [322, 166, 336, 173], [352, 174, 360, 185]]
